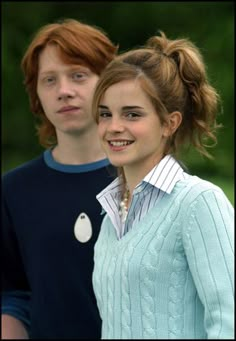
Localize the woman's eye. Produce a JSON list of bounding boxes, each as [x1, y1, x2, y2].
[[99, 112, 111, 118], [126, 112, 141, 119]]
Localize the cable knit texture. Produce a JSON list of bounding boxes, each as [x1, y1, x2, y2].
[[92, 176, 234, 339]]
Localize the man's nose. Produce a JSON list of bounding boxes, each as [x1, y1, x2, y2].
[[57, 79, 76, 100]]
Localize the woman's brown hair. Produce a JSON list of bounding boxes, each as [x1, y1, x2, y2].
[[93, 31, 221, 159]]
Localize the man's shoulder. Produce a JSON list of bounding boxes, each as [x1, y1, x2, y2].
[[3, 154, 44, 184]]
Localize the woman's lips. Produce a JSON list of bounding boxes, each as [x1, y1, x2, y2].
[[107, 140, 134, 151]]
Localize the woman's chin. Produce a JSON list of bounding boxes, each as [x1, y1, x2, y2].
[[109, 161, 125, 167], [107, 158, 127, 167]]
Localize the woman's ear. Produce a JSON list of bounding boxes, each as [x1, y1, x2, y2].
[[163, 111, 182, 137]]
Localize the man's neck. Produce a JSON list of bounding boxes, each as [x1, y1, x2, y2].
[[52, 131, 107, 165]]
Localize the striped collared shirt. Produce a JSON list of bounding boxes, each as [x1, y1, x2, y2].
[[96, 154, 190, 239]]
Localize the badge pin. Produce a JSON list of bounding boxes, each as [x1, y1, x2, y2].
[[74, 212, 92, 243]]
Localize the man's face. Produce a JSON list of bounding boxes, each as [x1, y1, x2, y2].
[[37, 44, 99, 137]]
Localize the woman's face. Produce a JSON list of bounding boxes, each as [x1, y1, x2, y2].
[[97, 79, 170, 175]]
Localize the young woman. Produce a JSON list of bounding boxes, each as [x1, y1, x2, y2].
[[92, 32, 234, 339]]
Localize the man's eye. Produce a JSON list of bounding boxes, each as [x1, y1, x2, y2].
[[73, 73, 85, 80], [44, 77, 55, 84]]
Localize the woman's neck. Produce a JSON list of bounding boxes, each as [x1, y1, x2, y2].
[[123, 154, 165, 197]]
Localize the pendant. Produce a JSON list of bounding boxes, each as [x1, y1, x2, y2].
[[119, 200, 128, 223], [74, 212, 92, 243]]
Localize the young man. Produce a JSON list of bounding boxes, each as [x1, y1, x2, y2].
[[2, 18, 117, 339]]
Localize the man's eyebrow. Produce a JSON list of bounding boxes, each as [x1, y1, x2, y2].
[[38, 70, 55, 75], [39, 66, 89, 75]]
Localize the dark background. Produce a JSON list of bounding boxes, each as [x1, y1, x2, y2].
[[2, 1, 234, 202]]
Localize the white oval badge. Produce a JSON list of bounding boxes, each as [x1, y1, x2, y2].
[[74, 212, 92, 243]]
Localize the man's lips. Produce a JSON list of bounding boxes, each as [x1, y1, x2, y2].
[[57, 106, 80, 113]]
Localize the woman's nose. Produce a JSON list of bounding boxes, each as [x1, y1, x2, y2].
[[107, 117, 125, 133]]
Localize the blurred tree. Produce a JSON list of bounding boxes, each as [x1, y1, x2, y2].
[[2, 1, 234, 179]]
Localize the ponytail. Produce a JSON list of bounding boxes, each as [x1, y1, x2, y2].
[[146, 32, 221, 158]]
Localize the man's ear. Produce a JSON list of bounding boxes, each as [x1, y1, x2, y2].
[[163, 111, 182, 137]]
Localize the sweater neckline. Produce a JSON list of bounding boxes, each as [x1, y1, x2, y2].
[[43, 149, 110, 173], [107, 179, 187, 244], [105, 176, 204, 244]]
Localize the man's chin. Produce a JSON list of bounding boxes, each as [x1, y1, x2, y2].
[[61, 124, 94, 136]]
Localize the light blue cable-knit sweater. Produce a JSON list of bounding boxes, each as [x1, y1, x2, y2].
[[92, 175, 234, 339]]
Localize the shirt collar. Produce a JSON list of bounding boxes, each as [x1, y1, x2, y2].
[[96, 176, 122, 202], [97, 155, 185, 203], [142, 154, 185, 194]]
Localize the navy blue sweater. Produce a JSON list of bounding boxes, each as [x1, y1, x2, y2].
[[2, 151, 115, 339]]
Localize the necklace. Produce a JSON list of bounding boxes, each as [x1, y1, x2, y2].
[[119, 185, 130, 223]]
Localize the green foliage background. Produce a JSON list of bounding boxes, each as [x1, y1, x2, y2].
[[2, 1, 234, 203]]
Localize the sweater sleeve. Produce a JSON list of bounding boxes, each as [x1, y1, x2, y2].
[[2, 291, 31, 332], [2, 184, 30, 291], [182, 188, 234, 339]]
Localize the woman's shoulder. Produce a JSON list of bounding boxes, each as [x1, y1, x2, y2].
[[176, 174, 231, 208]]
